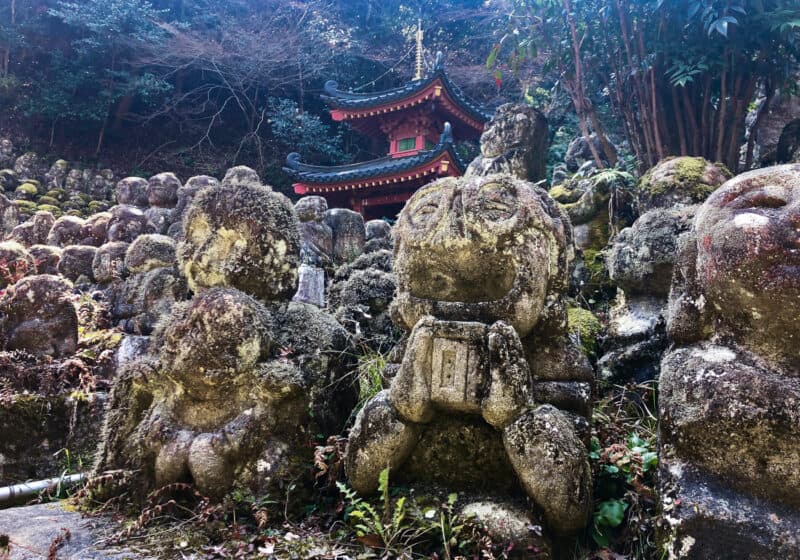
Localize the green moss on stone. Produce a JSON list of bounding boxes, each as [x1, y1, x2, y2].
[[14, 199, 37, 212], [37, 196, 61, 207], [567, 306, 602, 358], [15, 182, 38, 198], [639, 156, 731, 203], [548, 184, 581, 203], [37, 204, 63, 217]]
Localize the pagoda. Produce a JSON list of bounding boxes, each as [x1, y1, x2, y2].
[[284, 28, 490, 219]]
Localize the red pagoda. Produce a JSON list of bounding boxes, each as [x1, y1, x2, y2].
[[284, 49, 489, 219]]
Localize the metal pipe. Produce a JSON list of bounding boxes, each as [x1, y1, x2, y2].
[[0, 473, 85, 506]]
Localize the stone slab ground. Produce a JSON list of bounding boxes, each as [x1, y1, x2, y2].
[[0, 502, 153, 560]]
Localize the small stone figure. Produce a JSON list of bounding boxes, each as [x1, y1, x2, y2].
[[346, 174, 594, 537], [95, 180, 355, 499], [465, 103, 548, 182], [293, 196, 333, 307], [0, 274, 78, 357], [325, 208, 365, 264], [116, 177, 150, 208], [364, 219, 392, 253]]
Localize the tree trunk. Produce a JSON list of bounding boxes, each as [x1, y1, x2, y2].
[[564, 0, 605, 168], [672, 88, 688, 155], [745, 87, 773, 170]]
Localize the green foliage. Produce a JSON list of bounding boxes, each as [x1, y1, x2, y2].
[[268, 98, 349, 164], [355, 350, 387, 406], [589, 382, 660, 558], [567, 306, 602, 358], [489, 0, 800, 171], [336, 469, 474, 559], [336, 468, 423, 554]]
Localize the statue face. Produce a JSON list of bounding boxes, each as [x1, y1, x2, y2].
[[695, 164, 800, 363], [394, 175, 567, 337], [148, 173, 180, 207], [294, 196, 328, 223]]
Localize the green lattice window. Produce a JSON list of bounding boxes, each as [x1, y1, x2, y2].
[[398, 137, 416, 151]]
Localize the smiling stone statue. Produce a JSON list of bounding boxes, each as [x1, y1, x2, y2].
[[346, 173, 594, 536], [660, 163, 800, 558]]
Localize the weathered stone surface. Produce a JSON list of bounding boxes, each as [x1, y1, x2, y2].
[[503, 405, 592, 535], [661, 343, 800, 505], [564, 133, 616, 172], [293, 263, 325, 307], [0, 502, 148, 560], [47, 215, 86, 247], [295, 196, 333, 266], [125, 233, 176, 274], [13, 151, 42, 181], [179, 181, 300, 301], [116, 176, 149, 207], [364, 219, 392, 253], [608, 206, 695, 297], [658, 163, 800, 557], [0, 241, 35, 288], [144, 206, 173, 234], [466, 103, 548, 182], [147, 172, 180, 208], [345, 390, 422, 493], [550, 169, 636, 250], [0, 394, 105, 485], [0, 191, 19, 234], [328, 255, 398, 350], [169, 175, 220, 239], [80, 212, 111, 246], [44, 159, 69, 191], [96, 287, 355, 499], [325, 208, 365, 264], [113, 266, 187, 335], [659, 458, 800, 560], [638, 156, 730, 212], [292, 196, 332, 307], [391, 175, 571, 337], [222, 165, 262, 188], [750, 90, 800, 166], [58, 245, 97, 283], [107, 205, 154, 243], [28, 244, 62, 275], [0, 137, 14, 168], [8, 211, 55, 247], [347, 174, 593, 537], [0, 274, 77, 357], [92, 241, 129, 284]]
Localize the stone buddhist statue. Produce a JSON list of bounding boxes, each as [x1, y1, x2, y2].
[[346, 173, 594, 537], [292, 196, 333, 307], [659, 163, 800, 558]]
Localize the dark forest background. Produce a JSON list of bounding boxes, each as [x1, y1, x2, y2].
[[1, 0, 798, 192]]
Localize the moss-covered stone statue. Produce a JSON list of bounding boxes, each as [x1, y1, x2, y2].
[[95, 171, 355, 500], [659, 163, 800, 558], [345, 174, 594, 537]]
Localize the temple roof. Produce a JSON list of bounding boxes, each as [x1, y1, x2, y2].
[[284, 123, 466, 188], [321, 52, 491, 131]]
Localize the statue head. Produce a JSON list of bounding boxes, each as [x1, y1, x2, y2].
[[670, 164, 800, 369], [392, 174, 572, 338], [295, 196, 328, 223], [179, 182, 301, 301]]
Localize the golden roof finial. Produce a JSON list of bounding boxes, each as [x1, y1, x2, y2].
[[414, 18, 424, 80]]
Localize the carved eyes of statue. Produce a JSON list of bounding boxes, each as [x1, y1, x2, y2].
[[408, 190, 444, 228], [726, 185, 790, 210], [467, 182, 519, 222]]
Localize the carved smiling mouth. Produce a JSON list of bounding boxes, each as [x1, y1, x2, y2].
[[406, 250, 517, 303]]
